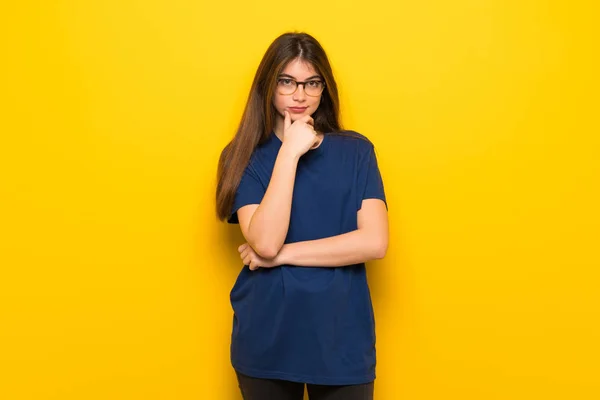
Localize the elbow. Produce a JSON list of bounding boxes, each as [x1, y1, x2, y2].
[[372, 239, 388, 260], [254, 242, 281, 260], [246, 230, 282, 260]]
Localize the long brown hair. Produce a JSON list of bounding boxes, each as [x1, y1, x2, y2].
[[215, 31, 367, 222]]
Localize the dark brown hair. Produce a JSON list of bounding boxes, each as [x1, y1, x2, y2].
[[215, 31, 367, 222]]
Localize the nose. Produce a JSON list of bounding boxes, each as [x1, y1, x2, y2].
[[293, 83, 307, 101]]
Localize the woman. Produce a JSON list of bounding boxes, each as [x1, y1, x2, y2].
[[216, 31, 389, 400]]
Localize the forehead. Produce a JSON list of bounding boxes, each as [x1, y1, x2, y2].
[[280, 58, 320, 79]]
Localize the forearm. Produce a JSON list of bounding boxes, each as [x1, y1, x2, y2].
[[276, 228, 386, 267], [248, 145, 299, 258]]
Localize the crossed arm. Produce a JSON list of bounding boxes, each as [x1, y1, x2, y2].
[[235, 145, 388, 269], [236, 198, 388, 269]]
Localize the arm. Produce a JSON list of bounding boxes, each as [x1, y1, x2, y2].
[[275, 198, 388, 267], [238, 146, 299, 259]]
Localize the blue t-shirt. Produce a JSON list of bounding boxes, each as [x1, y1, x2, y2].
[[227, 130, 387, 385]]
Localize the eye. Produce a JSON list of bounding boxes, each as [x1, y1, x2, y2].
[[307, 80, 322, 87], [278, 78, 295, 86]]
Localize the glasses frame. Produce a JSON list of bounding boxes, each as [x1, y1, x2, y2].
[[276, 78, 326, 97]]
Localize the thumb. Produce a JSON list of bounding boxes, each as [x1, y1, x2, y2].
[[284, 110, 291, 131]]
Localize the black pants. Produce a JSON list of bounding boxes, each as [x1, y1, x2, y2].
[[235, 370, 374, 400]]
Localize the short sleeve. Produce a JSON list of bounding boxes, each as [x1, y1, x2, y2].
[[357, 144, 388, 211], [227, 162, 265, 224]]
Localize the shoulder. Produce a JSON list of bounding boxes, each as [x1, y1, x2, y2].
[[327, 130, 375, 160], [328, 129, 373, 146], [245, 137, 278, 176]]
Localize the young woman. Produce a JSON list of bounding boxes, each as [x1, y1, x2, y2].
[[216, 32, 389, 400]]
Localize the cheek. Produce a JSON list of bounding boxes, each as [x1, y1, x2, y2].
[[312, 97, 322, 109], [272, 94, 285, 111]]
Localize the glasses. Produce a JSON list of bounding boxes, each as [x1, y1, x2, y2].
[[276, 78, 326, 96]]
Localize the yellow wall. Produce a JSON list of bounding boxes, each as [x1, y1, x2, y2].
[[1, 1, 598, 399]]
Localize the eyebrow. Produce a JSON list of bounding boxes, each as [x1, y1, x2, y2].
[[278, 73, 322, 80]]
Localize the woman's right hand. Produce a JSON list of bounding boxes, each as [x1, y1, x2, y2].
[[280, 110, 319, 158]]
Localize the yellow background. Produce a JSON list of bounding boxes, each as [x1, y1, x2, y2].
[[1, 1, 599, 399]]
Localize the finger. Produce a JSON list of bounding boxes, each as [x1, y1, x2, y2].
[[240, 248, 249, 259], [284, 110, 291, 131], [301, 115, 314, 127], [310, 137, 319, 149], [238, 243, 248, 252]]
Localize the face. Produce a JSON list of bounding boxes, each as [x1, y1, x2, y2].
[[272, 58, 323, 124]]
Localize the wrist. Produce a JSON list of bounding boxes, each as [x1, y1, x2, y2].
[[279, 144, 300, 161], [275, 244, 290, 265]]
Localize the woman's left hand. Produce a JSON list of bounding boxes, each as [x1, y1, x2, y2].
[[237, 243, 279, 271]]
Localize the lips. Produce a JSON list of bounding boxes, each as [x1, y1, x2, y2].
[[288, 107, 308, 113]]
